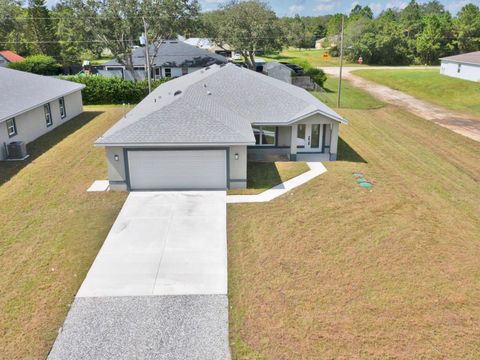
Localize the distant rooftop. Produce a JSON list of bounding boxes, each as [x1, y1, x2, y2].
[[440, 51, 480, 66], [0, 50, 24, 63], [102, 40, 227, 68], [0, 67, 85, 123]]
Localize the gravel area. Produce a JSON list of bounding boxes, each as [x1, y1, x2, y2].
[[48, 295, 230, 360]]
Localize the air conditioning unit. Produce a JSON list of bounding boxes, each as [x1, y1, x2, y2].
[[7, 141, 28, 160]]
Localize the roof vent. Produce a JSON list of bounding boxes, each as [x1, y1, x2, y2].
[[207, 90, 212, 95], [205, 66, 210, 70], [174, 90, 182, 96], [203, 83, 207, 88]]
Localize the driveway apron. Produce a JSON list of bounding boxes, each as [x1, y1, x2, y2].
[[48, 191, 230, 360]]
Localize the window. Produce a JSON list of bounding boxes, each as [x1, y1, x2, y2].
[[182, 67, 188, 76], [59, 97, 66, 119], [44, 103, 52, 127], [6, 118, 17, 137], [253, 126, 276, 146], [458, 64, 462, 73], [164, 68, 172, 78], [296, 124, 306, 147], [155, 68, 160, 78]]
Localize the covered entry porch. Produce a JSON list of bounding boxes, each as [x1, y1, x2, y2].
[[248, 119, 340, 162]]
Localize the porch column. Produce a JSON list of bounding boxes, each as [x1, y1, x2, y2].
[[290, 124, 297, 161], [329, 123, 339, 161]]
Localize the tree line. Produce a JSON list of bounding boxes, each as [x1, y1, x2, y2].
[[0, 0, 479, 68]]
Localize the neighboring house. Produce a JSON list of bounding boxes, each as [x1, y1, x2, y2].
[[0, 67, 85, 160], [315, 36, 339, 50], [0, 50, 25, 67], [440, 51, 480, 82], [183, 38, 233, 58], [100, 40, 228, 80], [96, 63, 347, 191]]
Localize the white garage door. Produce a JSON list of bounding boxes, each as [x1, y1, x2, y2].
[[127, 150, 227, 190]]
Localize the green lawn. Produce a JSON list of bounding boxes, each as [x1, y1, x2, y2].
[[0, 107, 127, 359], [228, 76, 480, 358], [228, 162, 310, 195], [312, 76, 385, 110], [353, 69, 480, 118], [263, 48, 364, 68]]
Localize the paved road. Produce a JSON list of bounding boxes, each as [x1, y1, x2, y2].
[[324, 67, 480, 142], [48, 191, 230, 360]]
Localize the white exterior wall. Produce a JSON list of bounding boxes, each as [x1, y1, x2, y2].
[[105, 145, 248, 191], [105, 147, 128, 191], [228, 145, 247, 189], [0, 90, 83, 160], [440, 60, 480, 82]]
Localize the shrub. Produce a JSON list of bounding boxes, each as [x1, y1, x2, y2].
[[7, 55, 61, 75], [305, 68, 327, 88], [61, 75, 168, 105], [328, 46, 340, 57]]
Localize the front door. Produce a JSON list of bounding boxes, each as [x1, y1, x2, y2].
[[297, 124, 322, 152]]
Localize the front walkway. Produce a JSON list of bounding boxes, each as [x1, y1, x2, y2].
[[48, 191, 230, 360], [227, 162, 327, 204], [324, 66, 480, 142]]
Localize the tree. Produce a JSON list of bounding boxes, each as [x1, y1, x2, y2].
[[422, 0, 445, 15], [62, 0, 200, 79], [208, 1, 283, 69], [453, 4, 480, 53], [27, 0, 61, 58], [416, 13, 453, 64]]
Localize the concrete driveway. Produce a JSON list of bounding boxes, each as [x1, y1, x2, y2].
[[48, 191, 230, 359]]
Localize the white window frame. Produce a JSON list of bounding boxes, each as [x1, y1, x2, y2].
[[59, 97, 66, 119], [164, 68, 172, 78], [44, 103, 53, 127], [253, 126, 277, 147], [6, 118, 17, 137]]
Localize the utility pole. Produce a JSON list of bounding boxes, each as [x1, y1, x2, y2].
[[142, 17, 152, 93], [337, 14, 345, 108]]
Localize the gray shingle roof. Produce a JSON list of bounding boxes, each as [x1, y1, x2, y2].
[[96, 63, 347, 146], [102, 40, 228, 68], [440, 51, 480, 65], [0, 67, 85, 123]]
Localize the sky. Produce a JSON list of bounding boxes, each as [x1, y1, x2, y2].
[[199, 0, 480, 16]]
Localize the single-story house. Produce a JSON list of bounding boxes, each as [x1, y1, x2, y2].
[[440, 51, 480, 82], [0, 67, 85, 160], [100, 40, 228, 80], [0, 50, 25, 67], [96, 63, 347, 191]]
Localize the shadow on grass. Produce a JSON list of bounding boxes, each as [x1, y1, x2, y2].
[[337, 137, 367, 163], [0, 111, 103, 186], [246, 162, 282, 189]]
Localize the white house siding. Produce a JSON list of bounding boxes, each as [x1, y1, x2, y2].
[[440, 60, 480, 82], [0, 90, 83, 160], [0, 55, 9, 67], [105, 145, 248, 191]]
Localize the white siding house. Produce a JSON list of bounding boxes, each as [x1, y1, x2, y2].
[[440, 51, 480, 82], [0, 67, 85, 160]]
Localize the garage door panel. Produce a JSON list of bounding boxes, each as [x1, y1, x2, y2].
[[127, 150, 227, 190]]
